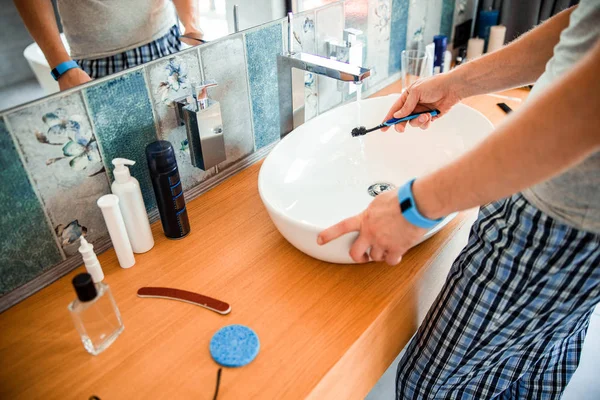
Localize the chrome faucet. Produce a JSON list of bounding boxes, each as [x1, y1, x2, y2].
[[277, 12, 371, 138]]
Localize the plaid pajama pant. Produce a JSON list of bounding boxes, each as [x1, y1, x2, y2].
[[397, 193, 600, 399], [75, 25, 182, 79]]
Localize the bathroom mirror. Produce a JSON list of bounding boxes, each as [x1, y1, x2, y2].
[[0, 0, 336, 113]]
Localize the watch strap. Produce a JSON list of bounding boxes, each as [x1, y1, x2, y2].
[[51, 60, 79, 81], [398, 179, 444, 229]]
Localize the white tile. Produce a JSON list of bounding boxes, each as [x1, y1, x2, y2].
[[315, 3, 344, 113], [200, 35, 254, 170]]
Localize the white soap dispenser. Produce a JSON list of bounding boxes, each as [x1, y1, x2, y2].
[[111, 158, 154, 253], [79, 236, 104, 283]]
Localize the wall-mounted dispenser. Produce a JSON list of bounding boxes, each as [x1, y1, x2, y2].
[[174, 81, 226, 171]]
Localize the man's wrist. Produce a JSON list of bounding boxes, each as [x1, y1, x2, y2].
[[411, 177, 446, 220], [51, 60, 80, 81], [446, 64, 475, 100]]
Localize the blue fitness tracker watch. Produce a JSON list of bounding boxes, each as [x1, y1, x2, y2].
[[398, 179, 444, 229], [51, 60, 79, 81]]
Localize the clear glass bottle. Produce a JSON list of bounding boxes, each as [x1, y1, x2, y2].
[[68, 273, 124, 355]]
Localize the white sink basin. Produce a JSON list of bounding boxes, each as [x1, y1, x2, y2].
[[259, 94, 494, 264]]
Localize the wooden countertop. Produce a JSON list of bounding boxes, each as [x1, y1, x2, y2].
[[0, 83, 528, 400]]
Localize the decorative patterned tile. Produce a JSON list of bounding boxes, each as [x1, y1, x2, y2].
[[145, 51, 215, 190], [7, 92, 111, 257], [367, 0, 393, 87], [404, 0, 443, 50], [283, 10, 319, 121], [389, 0, 410, 74], [440, 0, 456, 39], [84, 70, 158, 211], [200, 34, 255, 170], [0, 117, 63, 295], [316, 3, 345, 113], [245, 22, 283, 150]]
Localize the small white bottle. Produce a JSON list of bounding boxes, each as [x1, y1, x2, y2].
[[79, 236, 104, 283], [97, 194, 136, 269], [111, 158, 154, 253]]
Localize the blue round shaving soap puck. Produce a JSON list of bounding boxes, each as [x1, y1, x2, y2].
[[210, 325, 260, 367]]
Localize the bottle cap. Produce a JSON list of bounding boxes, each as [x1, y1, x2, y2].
[[78, 235, 93, 255], [146, 141, 177, 174], [112, 158, 135, 184], [72, 273, 97, 302]]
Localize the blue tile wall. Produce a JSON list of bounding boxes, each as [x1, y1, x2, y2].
[[389, 0, 410, 75], [84, 70, 159, 211], [0, 118, 63, 296], [245, 23, 284, 150], [440, 0, 455, 39]]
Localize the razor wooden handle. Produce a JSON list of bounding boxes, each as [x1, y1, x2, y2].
[[137, 287, 231, 315]]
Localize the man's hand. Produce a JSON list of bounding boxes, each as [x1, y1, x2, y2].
[[382, 74, 462, 133], [317, 191, 427, 265], [180, 30, 205, 46], [58, 68, 92, 91]]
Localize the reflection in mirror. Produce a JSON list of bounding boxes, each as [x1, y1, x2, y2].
[[1, 0, 336, 113]]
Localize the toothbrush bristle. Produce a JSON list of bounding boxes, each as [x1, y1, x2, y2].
[[351, 126, 367, 137]]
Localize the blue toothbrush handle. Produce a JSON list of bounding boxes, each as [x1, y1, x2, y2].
[[383, 109, 440, 127]]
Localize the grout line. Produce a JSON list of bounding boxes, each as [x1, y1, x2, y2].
[[241, 30, 257, 152], [2, 116, 67, 260], [80, 87, 114, 186]]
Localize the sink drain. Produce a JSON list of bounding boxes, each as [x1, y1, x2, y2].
[[368, 182, 396, 197]]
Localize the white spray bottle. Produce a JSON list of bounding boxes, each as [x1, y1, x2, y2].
[[79, 236, 104, 283], [111, 158, 155, 253]]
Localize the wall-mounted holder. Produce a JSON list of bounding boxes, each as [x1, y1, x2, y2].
[[174, 81, 226, 171]]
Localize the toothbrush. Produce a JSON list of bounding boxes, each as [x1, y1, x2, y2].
[[351, 109, 440, 137]]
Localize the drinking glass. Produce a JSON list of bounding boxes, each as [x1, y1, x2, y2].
[[401, 50, 428, 90]]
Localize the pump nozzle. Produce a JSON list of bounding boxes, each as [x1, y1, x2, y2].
[[112, 158, 136, 184]]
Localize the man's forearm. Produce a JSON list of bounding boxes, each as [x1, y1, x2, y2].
[[414, 40, 600, 220], [14, 0, 70, 67], [449, 6, 575, 99], [172, 0, 202, 34]]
